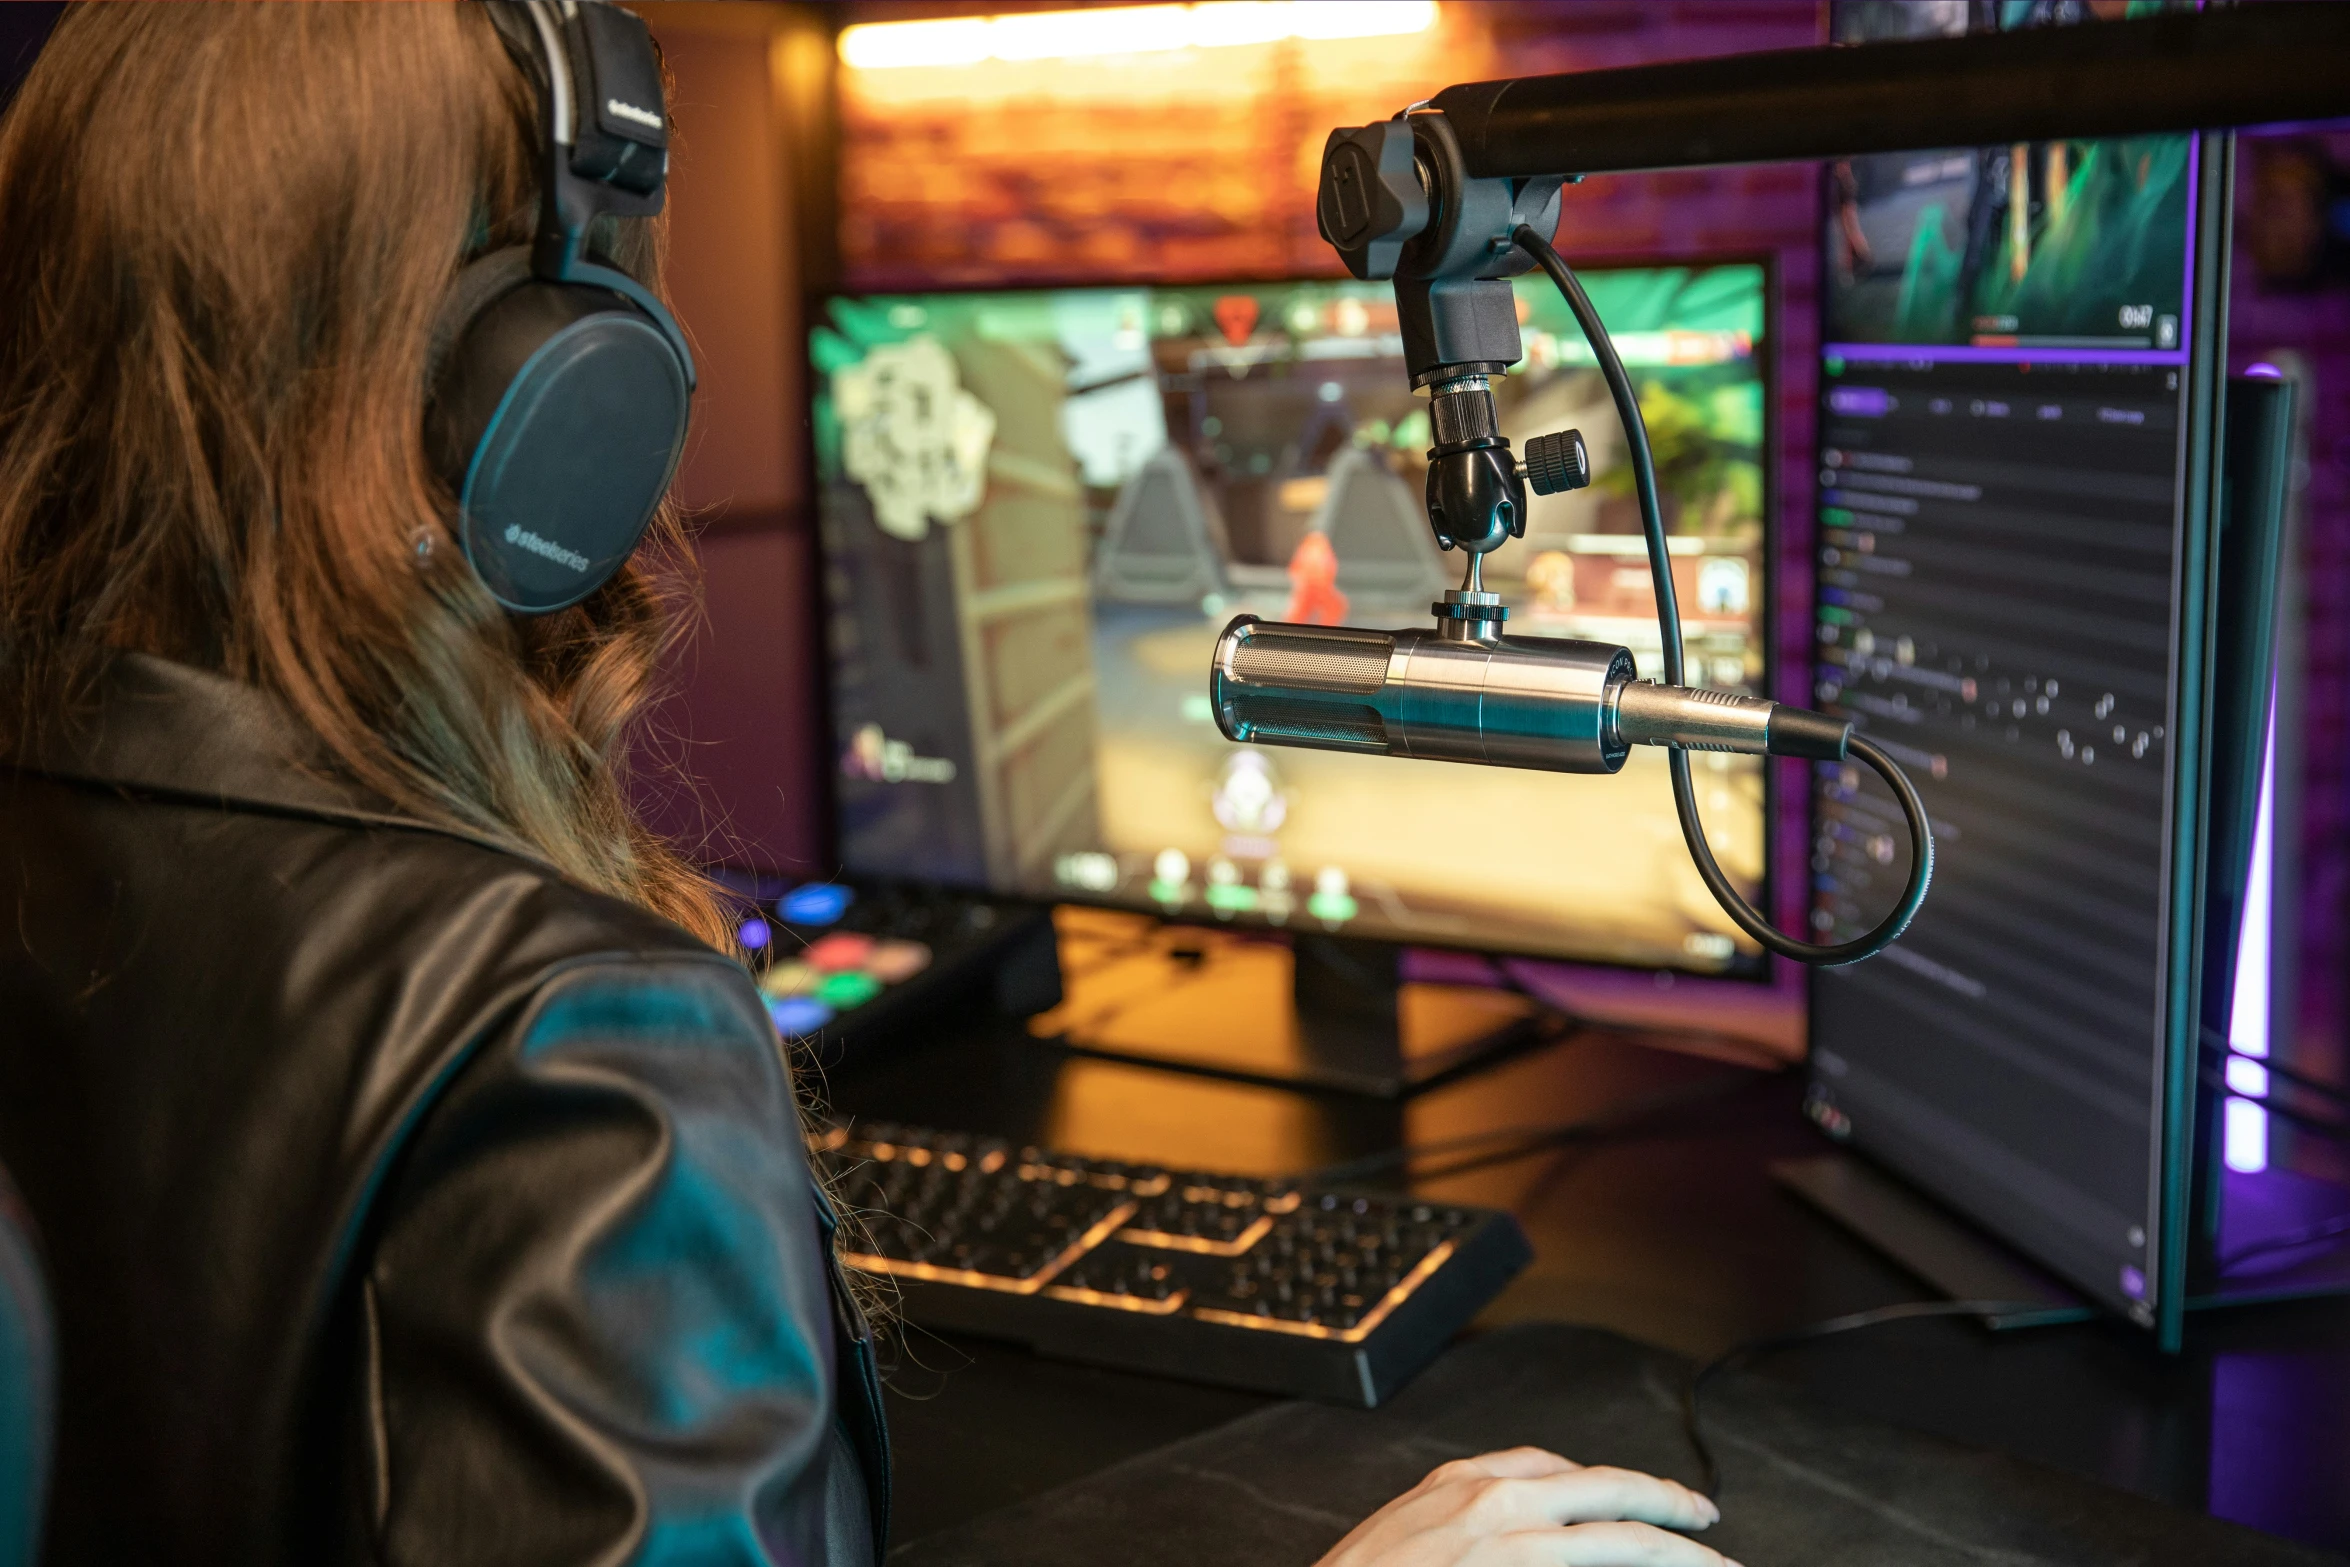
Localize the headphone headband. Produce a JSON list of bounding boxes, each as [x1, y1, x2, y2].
[[489, 1, 671, 279]]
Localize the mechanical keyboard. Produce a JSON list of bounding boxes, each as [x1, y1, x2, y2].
[[819, 1121, 1532, 1406]]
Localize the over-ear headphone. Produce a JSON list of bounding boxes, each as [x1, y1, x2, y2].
[[425, 0, 695, 616]]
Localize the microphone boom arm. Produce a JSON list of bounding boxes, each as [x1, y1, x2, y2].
[[1428, 3, 2350, 183]]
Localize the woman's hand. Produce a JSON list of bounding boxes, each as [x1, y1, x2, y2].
[[1313, 1447, 1739, 1567]]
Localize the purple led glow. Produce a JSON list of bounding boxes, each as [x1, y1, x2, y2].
[[2224, 681, 2278, 1174], [738, 916, 773, 952], [1827, 385, 1892, 416], [2244, 362, 2285, 380]]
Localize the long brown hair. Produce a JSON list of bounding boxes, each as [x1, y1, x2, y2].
[[0, 3, 731, 948]]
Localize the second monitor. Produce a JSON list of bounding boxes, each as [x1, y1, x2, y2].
[[810, 264, 1772, 983]]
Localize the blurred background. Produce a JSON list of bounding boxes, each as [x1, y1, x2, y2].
[[620, 2, 2350, 1134]]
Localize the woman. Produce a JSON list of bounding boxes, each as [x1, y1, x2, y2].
[[0, 8, 1733, 1565]]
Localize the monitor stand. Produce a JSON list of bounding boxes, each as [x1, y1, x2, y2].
[[1032, 907, 1559, 1098], [1774, 1151, 2350, 1329], [1771, 1154, 2097, 1329]]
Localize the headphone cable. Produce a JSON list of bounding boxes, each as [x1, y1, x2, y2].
[[1682, 1298, 2066, 1498]]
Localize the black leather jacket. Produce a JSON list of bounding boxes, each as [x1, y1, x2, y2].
[[0, 656, 887, 1565]]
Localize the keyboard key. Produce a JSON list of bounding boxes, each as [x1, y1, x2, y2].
[[780, 882, 855, 925], [866, 938, 933, 983], [760, 961, 818, 998], [768, 996, 834, 1036], [806, 932, 877, 972], [816, 970, 885, 1010]]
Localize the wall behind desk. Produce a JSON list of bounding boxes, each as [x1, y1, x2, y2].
[[625, 4, 834, 870]]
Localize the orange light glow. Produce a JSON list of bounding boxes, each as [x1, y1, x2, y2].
[[843, 1200, 1138, 1293], [1188, 1239, 1456, 1341], [833, 1, 1476, 281], [840, 2, 1438, 70], [1044, 1282, 1193, 1313], [1116, 1213, 1277, 1255]]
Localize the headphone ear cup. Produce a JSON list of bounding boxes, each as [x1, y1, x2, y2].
[[425, 248, 536, 401], [425, 247, 690, 615]]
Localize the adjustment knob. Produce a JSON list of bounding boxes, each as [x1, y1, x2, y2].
[[1521, 430, 1590, 496], [1317, 121, 1428, 282]]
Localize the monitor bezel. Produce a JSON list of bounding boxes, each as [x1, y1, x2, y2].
[[798, 255, 1781, 984], [1799, 132, 2233, 1342]]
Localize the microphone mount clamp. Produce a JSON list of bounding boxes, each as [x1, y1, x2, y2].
[[1318, 113, 1587, 576]]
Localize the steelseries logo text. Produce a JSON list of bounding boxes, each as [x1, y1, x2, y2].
[[605, 98, 662, 131], [503, 524, 590, 573]]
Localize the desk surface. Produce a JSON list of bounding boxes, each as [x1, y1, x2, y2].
[[819, 1009, 2350, 1557]]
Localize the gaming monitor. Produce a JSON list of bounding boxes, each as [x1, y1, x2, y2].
[[809, 264, 1771, 976], [1803, 0, 2290, 1346]]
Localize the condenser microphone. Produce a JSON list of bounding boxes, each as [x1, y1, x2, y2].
[[1210, 610, 1855, 771]]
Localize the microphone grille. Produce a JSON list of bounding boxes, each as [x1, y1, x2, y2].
[[1228, 628, 1391, 694]]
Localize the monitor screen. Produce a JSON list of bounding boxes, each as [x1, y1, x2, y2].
[[810, 264, 1770, 974], [1808, 0, 2215, 1330]]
